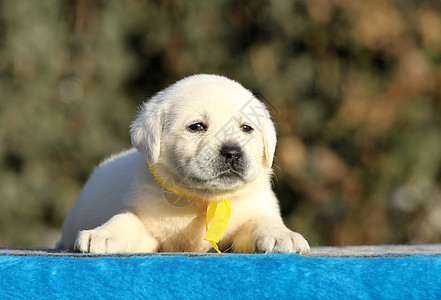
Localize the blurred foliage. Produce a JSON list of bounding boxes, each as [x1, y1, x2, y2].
[[1, 0, 441, 248]]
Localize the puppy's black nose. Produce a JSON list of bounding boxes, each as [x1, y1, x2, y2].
[[220, 145, 242, 162]]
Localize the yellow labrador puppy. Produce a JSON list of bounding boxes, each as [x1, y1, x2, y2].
[[58, 74, 310, 254]]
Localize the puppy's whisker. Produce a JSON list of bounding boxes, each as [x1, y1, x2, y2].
[[169, 163, 188, 174], [225, 244, 233, 253], [203, 189, 210, 200], [272, 164, 282, 172], [272, 172, 279, 183]]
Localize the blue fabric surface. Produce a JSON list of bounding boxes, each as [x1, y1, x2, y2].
[[1, 254, 440, 299]]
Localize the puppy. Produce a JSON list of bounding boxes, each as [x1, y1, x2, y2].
[[58, 74, 310, 254]]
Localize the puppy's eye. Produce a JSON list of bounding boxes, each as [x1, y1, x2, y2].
[[188, 122, 207, 132], [240, 124, 253, 133]]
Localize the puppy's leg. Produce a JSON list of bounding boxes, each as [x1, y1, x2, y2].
[[232, 215, 310, 254], [75, 211, 158, 253]]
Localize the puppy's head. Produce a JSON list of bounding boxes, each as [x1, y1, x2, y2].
[[131, 74, 276, 195]]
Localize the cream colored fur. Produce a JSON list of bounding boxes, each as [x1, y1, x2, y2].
[[58, 74, 310, 254]]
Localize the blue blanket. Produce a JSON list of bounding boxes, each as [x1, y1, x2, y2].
[[1, 253, 440, 299]]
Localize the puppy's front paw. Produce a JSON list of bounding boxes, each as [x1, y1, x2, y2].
[[74, 228, 129, 254], [255, 229, 310, 255]]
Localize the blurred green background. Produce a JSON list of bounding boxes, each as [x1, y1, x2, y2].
[[1, 0, 441, 248]]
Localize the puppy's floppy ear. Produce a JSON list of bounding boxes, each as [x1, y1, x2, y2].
[[130, 95, 164, 165], [260, 104, 277, 168]]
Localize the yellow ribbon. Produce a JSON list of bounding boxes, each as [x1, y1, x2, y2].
[[205, 199, 231, 253], [145, 159, 230, 253]]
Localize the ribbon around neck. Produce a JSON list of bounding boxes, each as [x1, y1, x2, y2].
[[204, 199, 231, 253], [145, 159, 230, 253]]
